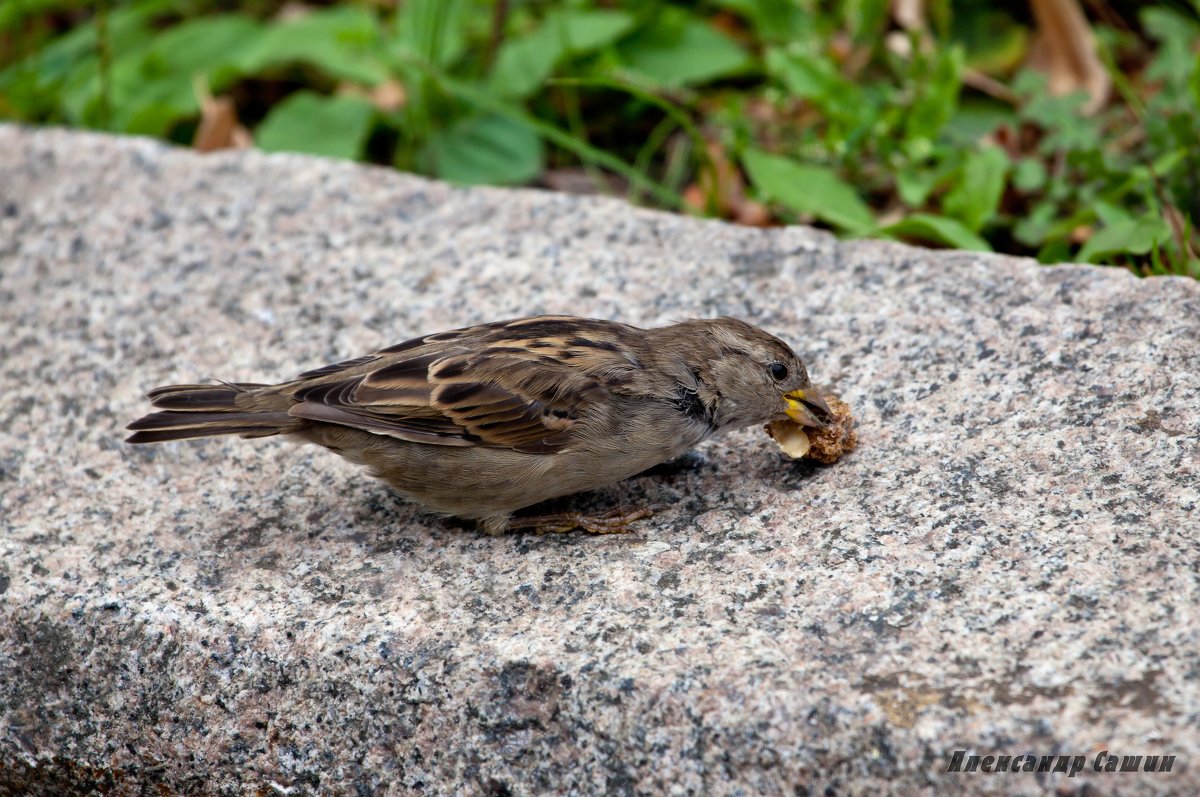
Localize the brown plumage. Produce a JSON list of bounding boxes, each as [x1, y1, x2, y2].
[[127, 315, 830, 533]]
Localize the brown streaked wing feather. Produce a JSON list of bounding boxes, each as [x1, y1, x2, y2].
[[295, 354, 381, 380], [286, 316, 645, 452], [288, 350, 609, 453]]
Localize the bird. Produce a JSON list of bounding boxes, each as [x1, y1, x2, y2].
[[126, 315, 831, 534]]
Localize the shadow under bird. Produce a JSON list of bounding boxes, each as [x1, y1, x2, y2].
[[127, 315, 831, 534]]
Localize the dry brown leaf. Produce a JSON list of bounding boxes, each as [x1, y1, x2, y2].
[[892, 0, 925, 32], [885, 31, 914, 59], [962, 69, 1020, 104], [338, 79, 407, 112], [370, 79, 407, 112], [685, 139, 772, 224], [734, 199, 771, 227], [540, 168, 625, 196], [193, 93, 251, 153], [681, 183, 707, 213], [275, 2, 313, 23], [1027, 0, 1111, 115]]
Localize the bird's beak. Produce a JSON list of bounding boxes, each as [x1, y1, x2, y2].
[[783, 389, 832, 428]]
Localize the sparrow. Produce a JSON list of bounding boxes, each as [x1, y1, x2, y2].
[[126, 315, 831, 534]]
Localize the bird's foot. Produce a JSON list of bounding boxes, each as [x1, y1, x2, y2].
[[508, 506, 654, 535]]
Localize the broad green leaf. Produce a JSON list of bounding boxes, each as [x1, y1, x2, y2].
[[109, 72, 197, 134], [896, 166, 939, 207], [1016, 70, 1098, 152], [883, 213, 992, 252], [256, 91, 375, 160], [243, 7, 387, 85], [1013, 201, 1058, 247], [942, 99, 1011, 145], [0, 0, 168, 86], [711, 0, 809, 42], [399, 59, 679, 206], [845, 0, 889, 44], [1036, 238, 1072, 264], [490, 9, 635, 98], [1192, 52, 1200, 110], [742, 148, 874, 234], [1142, 8, 1200, 101], [942, 146, 1009, 232], [2, 1, 169, 124], [427, 113, 544, 185], [144, 14, 261, 77], [957, 9, 1029, 75], [1078, 216, 1172, 264], [764, 47, 863, 125], [0, 0, 76, 33], [427, 113, 544, 184], [97, 15, 263, 135], [896, 153, 959, 207], [1012, 158, 1046, 192], [394, 0, 470, 68], [616, 8, 751, 87], [1093, 201, 1131, 228]]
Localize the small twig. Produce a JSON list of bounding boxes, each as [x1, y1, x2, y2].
[[1147, 160, 1200, 264], [483, 0, 508, 74], [961, 68, 1019, 105], [95, 0, 112, 129]]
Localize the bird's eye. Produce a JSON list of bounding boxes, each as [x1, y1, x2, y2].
[[769, 362, 789, 381]]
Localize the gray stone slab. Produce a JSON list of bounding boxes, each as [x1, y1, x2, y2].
[[1, 124, 1198, 796]]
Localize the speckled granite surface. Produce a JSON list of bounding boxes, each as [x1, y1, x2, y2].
[[1, 125, 1198, 797]]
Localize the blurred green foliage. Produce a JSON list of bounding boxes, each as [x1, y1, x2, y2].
[[1, 0, 1197, 277]]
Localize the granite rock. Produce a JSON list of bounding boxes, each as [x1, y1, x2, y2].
[[1, 125, 1198, 796]]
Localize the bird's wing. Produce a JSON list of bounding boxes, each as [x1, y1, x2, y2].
[[283, 316, 644, 454]]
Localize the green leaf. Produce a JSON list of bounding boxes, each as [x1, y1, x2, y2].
[[0, 0, 169, 86], [490, 9, 635, 98], [882, 213, 992, 252], [942, 99, 1011, 145], [101, 15, 263, 135], [1016, 69, 1098, 152], [1012, 158, 1046, 193], [1093, 201, 1130, 228], [616, 8, 752, 87], [1036, 238, 1072, 264], [764, 47, 863, 125], [1013, 201, 1057, 247], [396, 57, 679, 207], [896, 166, 939, 207], [1077, 216, 1173, 264], [905, 44, 963, 143], [942, 146, 1009, 232], [957, 9, 1029, 74], [394, 0, 470, 68], [845, 0, 890, 44], [427, 113, 544, 185], [256, 91, 375, 160], [0, 0, 76, 34], [243, 7, 387, 85], [742, 148, 874, 234], [2, 1, 170, 125], [146, 14, 261, 77], [1141, 7, 1200, 101], [1191, 51, 1200, 110], [711, 0, 809, 42]]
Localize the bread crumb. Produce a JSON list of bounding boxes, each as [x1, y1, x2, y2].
[[766, 391, 857, 464]]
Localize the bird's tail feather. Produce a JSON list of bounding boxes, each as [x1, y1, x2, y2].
[[126, 383, 302, 444]]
